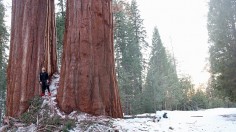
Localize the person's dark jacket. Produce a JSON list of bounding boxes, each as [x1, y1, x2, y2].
[[39, 72, 49, 85]]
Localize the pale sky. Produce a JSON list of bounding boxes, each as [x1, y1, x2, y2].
[[135, 0, 210, 86], [3, 0, 210, 86]]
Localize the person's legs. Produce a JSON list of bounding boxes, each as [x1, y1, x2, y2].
[[41, 83, 46, 96], [47, 85, 51, 96]]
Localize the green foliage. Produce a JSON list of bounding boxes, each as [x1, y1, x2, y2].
[[56, 0, 66, 68], [0, 0, 9, 124], [62, 120, 76, 132], [113, 0, 147, 114], [15, 96, 76, 131], [208, 0, 236, 101], [113, 0, 236, 114], [209, 97, 226, 108], [19, 96, 43, 124], [191, 90, 208, 110], [176, 76, 236, 110], [143, 27, 180, 112], [177, 76, 195, 110]]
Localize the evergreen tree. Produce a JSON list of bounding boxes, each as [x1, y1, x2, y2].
[[126, 0, 147, 114], [143, 27, 180, 112], [178, 76, 195, 110], [165, 52, 181, 110], [0, 0, 9, 123], [113, 0, 130, 113], [208, 0, 236, 101], [113, 0, 147, 114], [143, 27, 168, 112], [128, 0, 146, 93], [56, 0, 66, 68]]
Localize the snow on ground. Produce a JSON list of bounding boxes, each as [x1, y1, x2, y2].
[[49, 73, 60, 96], [48, 75, 236, 132], [112, 108, 236, 132]]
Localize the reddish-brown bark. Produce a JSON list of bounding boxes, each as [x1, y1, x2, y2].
[[6, 0, 57, 117], [57, 0, 123, 118]]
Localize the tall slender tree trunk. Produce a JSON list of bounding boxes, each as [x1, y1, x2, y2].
[[57, 0, 123, 118], [6, 0, 57, 117]]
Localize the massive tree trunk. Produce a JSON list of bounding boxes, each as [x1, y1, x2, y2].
[[57, 0, 123, 118], [6, 0, 57, 117]]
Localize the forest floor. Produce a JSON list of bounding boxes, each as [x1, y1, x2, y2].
[[1, 74, 236, 132]]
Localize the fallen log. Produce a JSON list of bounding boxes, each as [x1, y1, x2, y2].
[[191, 116, 203, 117], [14, 123, 25, 127], [123, 115, 155, 119]]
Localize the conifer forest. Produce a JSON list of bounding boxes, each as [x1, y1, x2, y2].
[[0, 0, 236, 128]]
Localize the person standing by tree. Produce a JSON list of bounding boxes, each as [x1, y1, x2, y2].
[[39, 67, 51, 96]]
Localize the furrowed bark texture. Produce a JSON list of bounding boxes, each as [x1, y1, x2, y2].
[[57, 0, 123, 118], [6, 0, 57, 117]]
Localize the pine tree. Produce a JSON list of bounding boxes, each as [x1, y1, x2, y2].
[[113, 0, 147, 114], [0, 0, 9, 123], [208, 0, 236, 101], [143, 27, 180, 112], [178, 76, 195, 110], [113, 0, 130, 113], [128, 0, 146, 94], [165, 52, 181, 110], [126, 0, 146, 114], [144, 27, 168, 112], [56, 0, 66, 68]]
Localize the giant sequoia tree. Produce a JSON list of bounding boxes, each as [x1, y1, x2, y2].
[[6, 0, 57, 117], [208, 0, 236, 101], [57, 0, 123, 118]]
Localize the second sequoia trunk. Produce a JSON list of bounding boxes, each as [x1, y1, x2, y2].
[[6, 0, 57, 117], [57, 0, 123, 118]]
